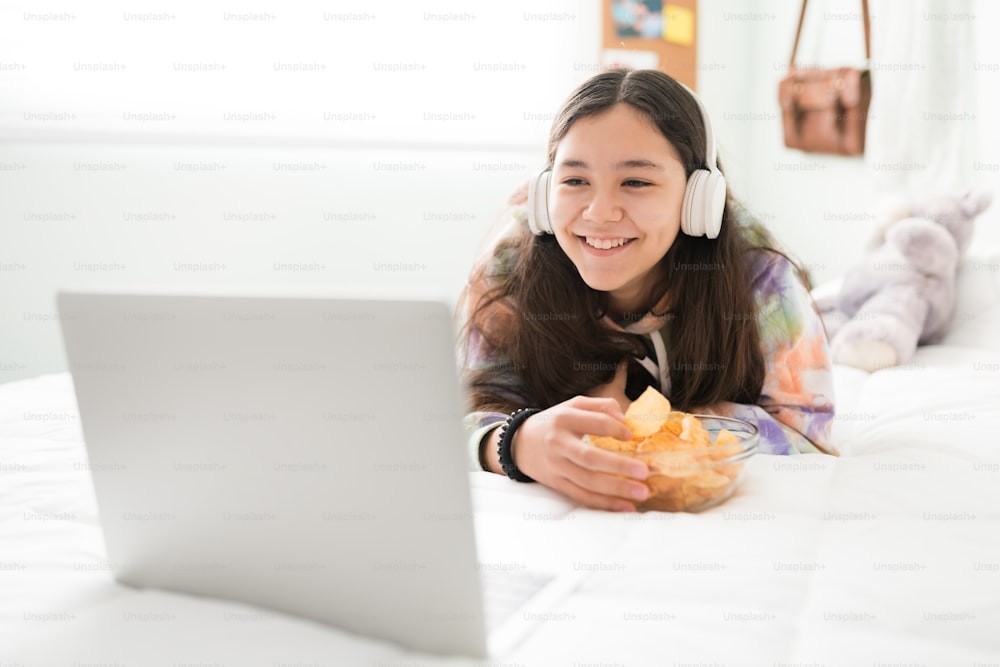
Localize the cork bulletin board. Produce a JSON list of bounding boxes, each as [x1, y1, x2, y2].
[[601, 0, 699, 90]]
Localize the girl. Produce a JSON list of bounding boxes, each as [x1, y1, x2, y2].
[[460, 68, 835, 512]]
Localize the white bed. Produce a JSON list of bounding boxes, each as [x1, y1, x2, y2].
[[3, 248, 1000, 666]]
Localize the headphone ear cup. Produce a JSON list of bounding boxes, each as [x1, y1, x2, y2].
[[681, 169, 727, 239], [527, 170, 554, 235]]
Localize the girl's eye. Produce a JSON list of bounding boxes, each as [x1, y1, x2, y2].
[[623, 179, 652, 188], [562, 178, 587, 186]]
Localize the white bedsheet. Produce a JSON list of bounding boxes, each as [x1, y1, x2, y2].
[[3, 251, 1000, 666]]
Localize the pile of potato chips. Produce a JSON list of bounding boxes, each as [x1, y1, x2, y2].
[[584, 387, 751, 512]]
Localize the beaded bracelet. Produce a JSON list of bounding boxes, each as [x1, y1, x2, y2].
[[497, 408, 541, 483]]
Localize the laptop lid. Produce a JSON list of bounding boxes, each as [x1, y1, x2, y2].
[[57, 289, 488, 657]]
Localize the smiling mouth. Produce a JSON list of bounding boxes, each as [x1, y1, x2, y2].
[[583, 236, 636, 250]]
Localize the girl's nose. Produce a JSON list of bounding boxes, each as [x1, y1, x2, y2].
[[582, 186, 624, 224]]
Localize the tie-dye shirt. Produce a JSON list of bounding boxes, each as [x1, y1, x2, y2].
[[460, 206, 837, 468]]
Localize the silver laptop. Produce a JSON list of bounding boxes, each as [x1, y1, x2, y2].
[[56, 288, 581, 658]]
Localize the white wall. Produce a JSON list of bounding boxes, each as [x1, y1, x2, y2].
[[699, 0, 1000, 283], [704, 0, 878, 281], [0, 1, 605, 149], [2, 0, 999, 383], [0, 0, 604, 382]]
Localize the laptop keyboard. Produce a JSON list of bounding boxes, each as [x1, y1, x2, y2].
[[480, 568, 556, 631]]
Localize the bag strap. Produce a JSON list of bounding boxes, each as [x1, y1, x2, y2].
[[788, 0, 870, 68]]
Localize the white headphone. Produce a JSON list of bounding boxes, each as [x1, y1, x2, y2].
[[527, 83, 726, 239]]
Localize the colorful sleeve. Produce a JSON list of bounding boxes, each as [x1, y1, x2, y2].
[[459, 213, 532, 470], [461, 327, 527, 471], [709, 252, 837, 455]]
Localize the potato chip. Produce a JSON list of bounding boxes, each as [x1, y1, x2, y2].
[[584, 434, 637, 453], [715, 462, 743, 479], [703, 443, 744, 461], [636, 430, 687, 453], [680, 414, 712, 447], [640, 487, 686, 512], [696, 480, 736, 506], [661, 419, 683, 437], [715, 429, 739, 447], [645, 474, 682, 495], [687, 470, 731, 489], [625, 386, 673, 438], [582, 386, 753, 513]]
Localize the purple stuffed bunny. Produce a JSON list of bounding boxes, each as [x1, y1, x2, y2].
[[819, 189, 993, 371]]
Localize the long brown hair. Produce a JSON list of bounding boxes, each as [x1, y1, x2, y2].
[[463, 68, 771, 413]]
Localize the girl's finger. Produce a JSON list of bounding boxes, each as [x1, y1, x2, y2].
[[552, 474, 640, 512]]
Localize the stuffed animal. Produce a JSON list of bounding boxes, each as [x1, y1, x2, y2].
[[818, 189, 993, 372]]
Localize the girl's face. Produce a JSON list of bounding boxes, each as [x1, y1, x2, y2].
[[549, 103, 687, 315]]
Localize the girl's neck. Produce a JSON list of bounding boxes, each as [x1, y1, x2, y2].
[[607, 262, 671, 320], [606, 296, 644, 322], [606, 277, 667, 322], [607, 291, 665, 324]]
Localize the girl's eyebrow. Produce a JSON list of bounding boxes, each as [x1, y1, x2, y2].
[[557, 158, 665, 170]]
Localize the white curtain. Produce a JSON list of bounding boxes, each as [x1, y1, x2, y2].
[[865, 0, 980, 197]]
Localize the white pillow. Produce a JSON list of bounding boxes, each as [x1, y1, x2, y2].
[[946, 245, 1000, 349]]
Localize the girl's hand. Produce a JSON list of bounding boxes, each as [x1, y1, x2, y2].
[[584, 361, 630, 414], [511, 396, 650, 512]]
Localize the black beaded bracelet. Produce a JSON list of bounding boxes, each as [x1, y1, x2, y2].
[[497, 408, 541, 483]]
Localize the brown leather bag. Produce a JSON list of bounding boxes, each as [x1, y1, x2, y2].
[[778, 0, 872, 156]]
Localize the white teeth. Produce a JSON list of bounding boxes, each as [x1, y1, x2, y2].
[[585, 236, 629, 250]]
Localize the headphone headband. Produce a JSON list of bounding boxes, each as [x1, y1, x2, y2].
[[528, 76, 726, 239], [679, 82, 718, 174]]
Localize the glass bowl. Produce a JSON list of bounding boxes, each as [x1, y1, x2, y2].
[[625, 415, 759, 512]]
